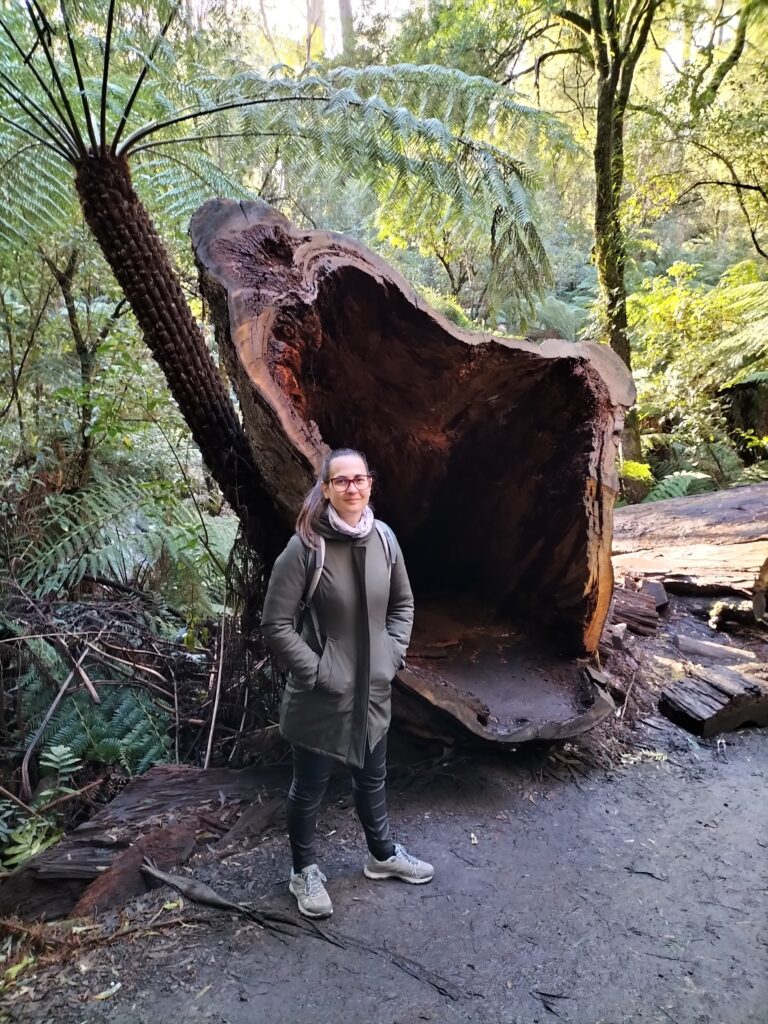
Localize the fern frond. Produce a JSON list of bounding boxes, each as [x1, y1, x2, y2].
[[1, 1, 555, 306], [643, 471, 716, 503]]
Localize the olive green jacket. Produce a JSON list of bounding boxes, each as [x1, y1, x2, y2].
[[261, 515, 414, 768]]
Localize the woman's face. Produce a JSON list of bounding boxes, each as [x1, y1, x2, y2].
[[322, 454, 372, 525]]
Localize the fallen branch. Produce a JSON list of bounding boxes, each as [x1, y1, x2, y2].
[[139, 858, 341, 945], [139, 859, 464, 998], [0, 784, 44, 818], [35, 776, 105, 815]]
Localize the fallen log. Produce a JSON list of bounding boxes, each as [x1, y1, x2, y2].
[[71, 823, 196, 916], [613, 484, 768, 597], [673, 634, 759, 664], [191, 200, 634, 744]]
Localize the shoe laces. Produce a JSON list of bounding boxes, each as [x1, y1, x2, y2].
[[394, 843, 419, 865], [302, 865, 327, 896]]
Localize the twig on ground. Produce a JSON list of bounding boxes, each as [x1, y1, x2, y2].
[[0, 784, 43, 818], [139, 858, 341, 945], [618, 670, 637, 719], [624, 866, 668, 881]]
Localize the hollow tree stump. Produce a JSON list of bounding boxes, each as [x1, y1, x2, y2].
[[191, 200, 634, 742]]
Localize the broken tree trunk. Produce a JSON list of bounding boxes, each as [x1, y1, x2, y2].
[[191, 201, 634, 743]]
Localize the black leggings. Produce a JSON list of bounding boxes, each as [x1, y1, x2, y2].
[[287, 735, 395, 872]]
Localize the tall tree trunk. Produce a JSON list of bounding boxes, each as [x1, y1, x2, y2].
[[6, 328, 27, 449], [306, 0, 325, 61], [593, 79, 643, 467], [74, 153, 285, 561], [42, 248, 94, 487], [339, 0, 355, 62], [593, 89, 630, 368], [76, 346, 94, 487]]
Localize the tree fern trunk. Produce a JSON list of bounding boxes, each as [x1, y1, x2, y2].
[[74, 153, 284, 560]]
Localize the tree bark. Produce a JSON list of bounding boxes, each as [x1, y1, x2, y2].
[[73, 153, 286, 561], [560, 1, 662, 471]]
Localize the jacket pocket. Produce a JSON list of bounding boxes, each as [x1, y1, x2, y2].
[[383, 631, 403, 674], [316, 639, 335, 691]]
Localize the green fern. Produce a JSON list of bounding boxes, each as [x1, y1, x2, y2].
[[739, 460, 768, 482], [15, 477, 236, 615], [5, 624, 173, 778], [39, 687, 170, 773], [39, 744, 83, 780], [532, 295, 585, 341], [2, 818, 62, 869], [0, 3, 553, 303], [643, 471, 716, 503]]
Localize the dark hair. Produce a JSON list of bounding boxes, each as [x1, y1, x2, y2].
[[296, 448, 370, 547]]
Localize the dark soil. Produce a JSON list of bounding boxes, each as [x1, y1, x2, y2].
[[5, 712, 767, 1024]]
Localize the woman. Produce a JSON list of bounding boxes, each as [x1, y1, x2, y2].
[[261, 448, 433, 918]]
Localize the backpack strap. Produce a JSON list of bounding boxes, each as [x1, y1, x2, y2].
[[296, 537, 325, 642], [374, 521, 397, 580]]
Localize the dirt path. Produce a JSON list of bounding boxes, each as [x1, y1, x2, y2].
[[6, 721, 767, 1024]]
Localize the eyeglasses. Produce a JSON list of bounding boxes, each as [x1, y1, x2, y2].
[[328, 474, 372, 492]]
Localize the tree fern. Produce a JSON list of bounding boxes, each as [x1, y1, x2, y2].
[[15, 476, 236, 614], [716, 281, 768, 387], [0, 2, 554, 292]]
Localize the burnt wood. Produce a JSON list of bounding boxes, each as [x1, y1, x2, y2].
[[659, 664, 768, 737]]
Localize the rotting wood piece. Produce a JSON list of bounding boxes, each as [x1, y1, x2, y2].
[[611, 587, 659, 636], [754, 554, 768, 621], [0, 763, 291, 921], [72, 823, 196, 916], [191, 200, 634, 661], [659, 664, 768, 737]]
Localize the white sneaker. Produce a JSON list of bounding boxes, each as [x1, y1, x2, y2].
[[289, 864, 333, 917], [363, 843, 434, 884]]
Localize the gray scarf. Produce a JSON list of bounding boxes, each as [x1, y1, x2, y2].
[[327, 503, 374, 538]]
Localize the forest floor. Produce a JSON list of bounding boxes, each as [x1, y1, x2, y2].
[[3, 592, 768, 1024], [5, 718, 767, 1024]]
